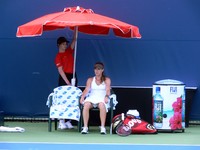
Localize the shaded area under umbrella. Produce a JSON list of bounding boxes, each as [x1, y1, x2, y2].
[[16, 6, 141, 85]]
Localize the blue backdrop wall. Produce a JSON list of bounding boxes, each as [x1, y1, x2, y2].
[[0, 0, 200, 120]]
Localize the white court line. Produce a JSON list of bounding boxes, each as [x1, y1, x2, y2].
[[0, 142, 200, 147]]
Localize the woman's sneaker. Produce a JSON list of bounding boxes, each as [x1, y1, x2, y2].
[[100, 126, 106, 134], [81, 127, 88, 134]]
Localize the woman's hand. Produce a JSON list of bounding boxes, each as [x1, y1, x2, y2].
[[80, 97, 84, 104], [104, 96, 109, 103]]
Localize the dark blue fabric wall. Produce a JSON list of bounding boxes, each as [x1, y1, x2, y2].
[[0, 0, 200, 120]]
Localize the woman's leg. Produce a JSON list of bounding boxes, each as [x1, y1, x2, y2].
[[83, 102, 92, 127], [98, 102, 107, 127]]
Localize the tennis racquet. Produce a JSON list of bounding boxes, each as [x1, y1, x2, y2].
[[116, 124, 132, 136]]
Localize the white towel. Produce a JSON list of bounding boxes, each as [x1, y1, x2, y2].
[[0, 126, 25, 132]]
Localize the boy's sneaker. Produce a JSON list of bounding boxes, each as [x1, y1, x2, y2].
[[65, 121, 74, 129], [100, 126, 106, 134], [81, 127, 88, 134], [58, 122, 67, 130]]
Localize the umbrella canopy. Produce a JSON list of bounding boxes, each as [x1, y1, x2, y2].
[[16, 6, 141, 85], [16, 6, 141, 38]]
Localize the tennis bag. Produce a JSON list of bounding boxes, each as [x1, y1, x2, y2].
[[112, 113, 157, 136]]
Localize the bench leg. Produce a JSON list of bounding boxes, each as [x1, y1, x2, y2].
[[110, 110, 113, 135], [48, 118, 52, 132]]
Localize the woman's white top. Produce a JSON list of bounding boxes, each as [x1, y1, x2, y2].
[[84, 77, 106, 104]]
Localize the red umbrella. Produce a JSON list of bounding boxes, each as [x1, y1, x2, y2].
[[16, 6, 141, 85]]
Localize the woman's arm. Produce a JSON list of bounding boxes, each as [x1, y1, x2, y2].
[[104, 77, 111, 103], [80, 77, 92, 104]]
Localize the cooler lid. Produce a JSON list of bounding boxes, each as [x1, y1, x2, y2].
[[154, 79, 185, 85]]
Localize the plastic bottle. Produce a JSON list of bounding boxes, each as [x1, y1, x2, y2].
[[153, 87, 163, 128]]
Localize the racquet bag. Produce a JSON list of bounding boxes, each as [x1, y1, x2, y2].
[[112, 113, 157, 136]]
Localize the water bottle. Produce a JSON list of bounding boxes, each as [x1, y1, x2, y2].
[[182, 88, 185, 128], [153, 87, 163, 129]]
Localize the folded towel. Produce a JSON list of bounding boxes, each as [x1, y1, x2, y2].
[[0, 126, 25, 132]]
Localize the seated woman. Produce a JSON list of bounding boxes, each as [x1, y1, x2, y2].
[[80, 62, 111, 134]]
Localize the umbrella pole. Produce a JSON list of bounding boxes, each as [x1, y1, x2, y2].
[[72, 26, 78, 86]]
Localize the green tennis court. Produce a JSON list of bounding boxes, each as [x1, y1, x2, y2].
[[0, 121, 200, 147]]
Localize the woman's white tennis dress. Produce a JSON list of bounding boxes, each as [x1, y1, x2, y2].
[[84, 77, 106, 104]]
